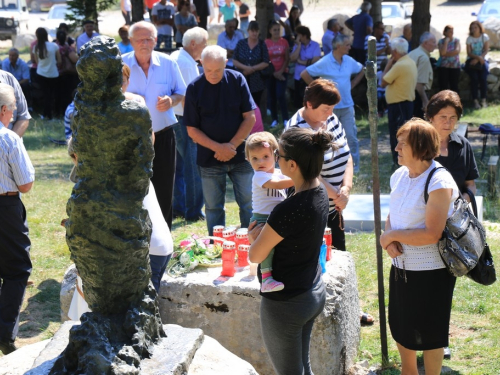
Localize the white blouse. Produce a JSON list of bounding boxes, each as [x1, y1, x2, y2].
[[389, 161, 459, 271]]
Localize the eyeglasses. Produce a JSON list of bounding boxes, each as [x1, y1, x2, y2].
[[274, 149, 290, 163]]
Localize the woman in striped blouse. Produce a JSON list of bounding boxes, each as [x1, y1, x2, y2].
[[284, 78, 353, 251]]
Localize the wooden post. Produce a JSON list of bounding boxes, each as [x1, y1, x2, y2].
[[488, 156, 498, 196], [365, 36, 389, 366]]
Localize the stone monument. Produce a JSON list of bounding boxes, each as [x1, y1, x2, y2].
[[50, 36, 164, 374]]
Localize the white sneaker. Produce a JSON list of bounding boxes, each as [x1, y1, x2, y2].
[[482, 99, 488, 108], [270, 120, 278, 128]]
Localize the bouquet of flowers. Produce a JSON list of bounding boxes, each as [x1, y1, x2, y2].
[[167, 234, 224, 277]]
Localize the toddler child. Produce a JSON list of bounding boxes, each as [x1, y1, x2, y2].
[[245, 132, 294, 292]]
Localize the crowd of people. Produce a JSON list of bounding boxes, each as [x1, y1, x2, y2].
[[0, 1, 489, 374]]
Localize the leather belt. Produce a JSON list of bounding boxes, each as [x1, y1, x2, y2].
[[0, 192, 19, 196], [155, 126, 171, 135]]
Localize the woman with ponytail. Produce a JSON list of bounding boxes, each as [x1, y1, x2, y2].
[[248, 126, 334, 375]]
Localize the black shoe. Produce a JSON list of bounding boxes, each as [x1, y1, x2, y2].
[[186, 214, 206, 222], [0, 340, 17, 355], [444, 347, 451, 360]]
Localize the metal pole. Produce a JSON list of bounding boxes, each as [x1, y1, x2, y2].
[[365, 36, 389, 366]]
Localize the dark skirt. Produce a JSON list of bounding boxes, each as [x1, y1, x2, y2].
[[389, 265, 456, 351]]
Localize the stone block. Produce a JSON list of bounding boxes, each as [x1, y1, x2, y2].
[[484, 18, 500, 49], [21, 323, 240, 375], [487, 73, 499, 83], [158, 250, 360, 375], [207, 24, 225, 42], [0, 339, 49, 375], [188, 335, 258, 375], [59, 264, 77, 322], [490, 67, 500, 76]]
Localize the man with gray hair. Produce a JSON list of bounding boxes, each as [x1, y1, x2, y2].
[[0, 83, 35, 355], [2, 48, 31, 110], [301, 33, 364, 173], [183, 45, 256, 235], [381, 37, 417, 166], [322, 18, 342, 56], [345, 1, 373, 64], [0, 70, 30, 137], [122, 21, 186, 232], [171, 27, 208, 221], [408, 31, 436, 118]]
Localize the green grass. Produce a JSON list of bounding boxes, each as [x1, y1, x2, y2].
[[2, 110, 500, 374]]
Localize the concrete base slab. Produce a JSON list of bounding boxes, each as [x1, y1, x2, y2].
[[343, 194, 483, 232]]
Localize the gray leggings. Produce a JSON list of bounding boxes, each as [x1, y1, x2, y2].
[[260, 277, 326, 375]]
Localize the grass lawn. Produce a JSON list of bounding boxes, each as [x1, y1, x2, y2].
[[1, 102, 500, 374]]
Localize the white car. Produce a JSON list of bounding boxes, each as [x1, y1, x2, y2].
[[40, 3, 72, 40]]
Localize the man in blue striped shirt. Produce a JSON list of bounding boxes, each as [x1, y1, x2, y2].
[[0, 83, 35, 355]]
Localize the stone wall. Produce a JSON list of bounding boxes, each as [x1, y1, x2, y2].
[[158, 250, 360, 375]]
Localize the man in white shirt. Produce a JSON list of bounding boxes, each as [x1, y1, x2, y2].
[[171, 27, 208, 221], [76, 20, 100, 52], [122, 21, 186, 230], [152, 0, 176, 50]]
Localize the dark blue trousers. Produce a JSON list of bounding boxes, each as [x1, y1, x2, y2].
[[0, 196, 31, 343], [388, 100, 414, 164]]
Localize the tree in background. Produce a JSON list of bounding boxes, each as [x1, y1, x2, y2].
[[66, 0, 121, 33], [255, 0, 274, 40], [368, 0, 382, 24], [411, 0, 431, 49]]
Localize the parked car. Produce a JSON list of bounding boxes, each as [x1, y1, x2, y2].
[[0, 0, 29, 44], [472, 0, 500, 23], [28, 0, 65, 13], [40, 3, 73, 40], [357, 1, 413, 35]]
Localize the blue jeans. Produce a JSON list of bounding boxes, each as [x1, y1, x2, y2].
[[239, 19, 249, 37], [267, 73, 289, 124], [199, 161, 253, 236], [173, 119, 204, 220], [149, 253, 172, 293], [465, 61, 489, 100], [333, 106, 359, 173]]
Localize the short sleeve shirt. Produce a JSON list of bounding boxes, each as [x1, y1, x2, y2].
[[349, 12, 373, 49], [285, 110, 350, 212], [252, 169, 288, 215], [0, 126, 35, 193], [260, 185, 328, 301], [383, 54, 417, 104], [438, 37, 460, 69], [466, 33, 489, 57], [305, 53, 363, 109], [174, 12, 197, 43], [152, 2, 175, 36], [219, 2, 236, 22], [239, 2, 249, 19], [408, 45, 433, 89], [273, 1, 288, 17], [183, 69, 256, 167], [122, 50, 187, 131], [233, 39, 269, 93], [117, 41, 134, 54], [76, 32, 100, 52], [34, 42, 60, 78], [389, 160, 459, 271], [0, 70, 31, 128], [321, 29, 335, 56], [265, 38, 288, 72], [292, 40, 322, 80], [1, 59, 29, 82], [217, 31, 244, 67], [435, 133, 479, 192]]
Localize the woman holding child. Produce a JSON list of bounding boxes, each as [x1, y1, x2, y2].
[[248, 126, 333, 375]]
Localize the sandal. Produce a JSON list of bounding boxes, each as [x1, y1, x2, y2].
[[360, 312, 374, 325]]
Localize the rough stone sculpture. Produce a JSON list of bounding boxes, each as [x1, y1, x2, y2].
[[50, 36, 164, 374]]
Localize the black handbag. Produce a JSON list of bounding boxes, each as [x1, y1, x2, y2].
[[259, 40, 274, 79], [424, 167, 487, 277], [463, 188, 497, 285]]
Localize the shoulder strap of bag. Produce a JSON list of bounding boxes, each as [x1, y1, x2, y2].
[[424, 167, 443, 203], [465, 188, 478, 217]]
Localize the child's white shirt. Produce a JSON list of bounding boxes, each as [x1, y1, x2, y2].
[[252, 169, 289, 215]]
